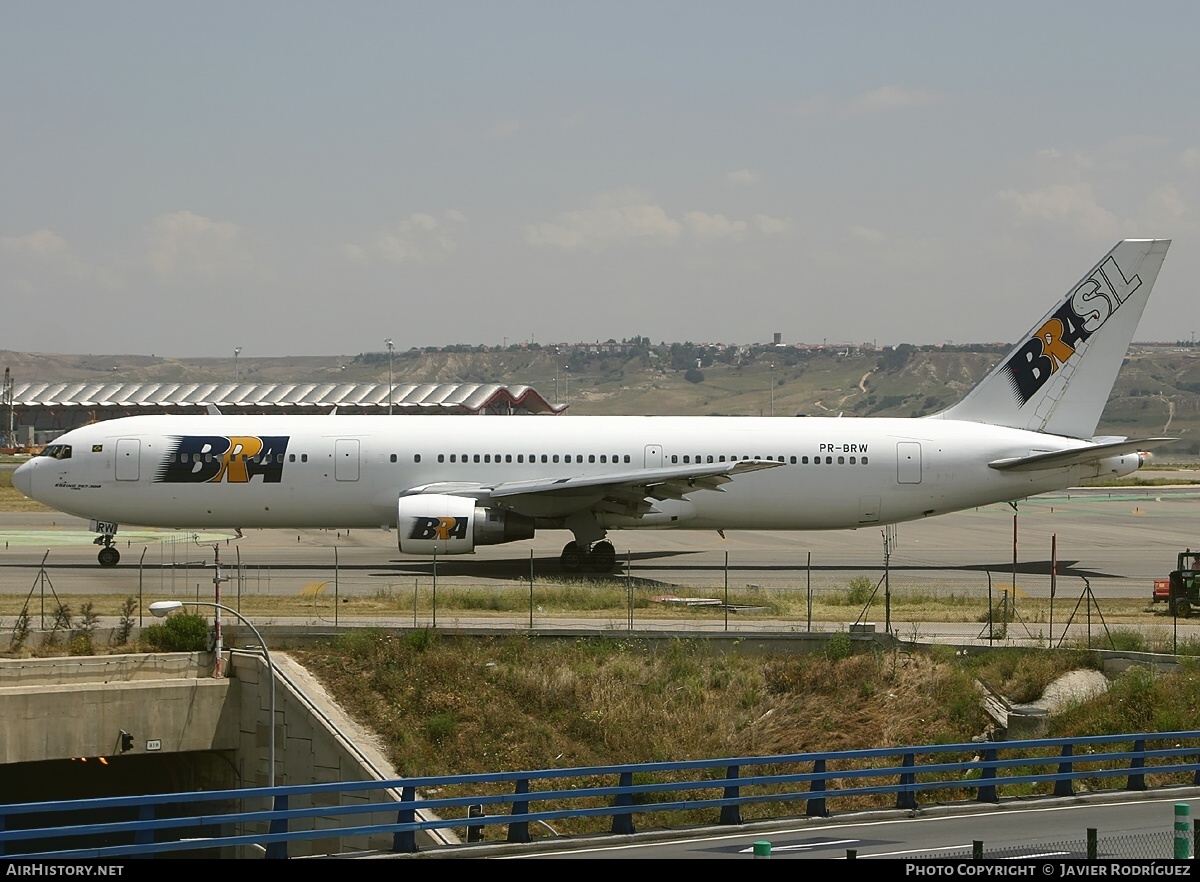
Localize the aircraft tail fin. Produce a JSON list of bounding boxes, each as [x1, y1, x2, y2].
[[933, 239, 1171, 439]]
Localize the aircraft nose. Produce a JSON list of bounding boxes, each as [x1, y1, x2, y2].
[[11, 460, 33, 498]]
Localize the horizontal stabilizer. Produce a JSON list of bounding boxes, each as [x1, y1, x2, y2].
[[987, 437, 1176, 472]]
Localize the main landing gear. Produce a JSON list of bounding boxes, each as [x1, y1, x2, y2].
[[560, 540, 617, 574]]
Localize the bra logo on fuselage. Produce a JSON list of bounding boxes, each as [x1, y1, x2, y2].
[[409, 517, 468, 541], [1004, 254, 1142, 405], [157, 435, 290, 484]]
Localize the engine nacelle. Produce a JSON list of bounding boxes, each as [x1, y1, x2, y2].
[[396, 494, 535, 555], [1091, 453, 1143, 479]]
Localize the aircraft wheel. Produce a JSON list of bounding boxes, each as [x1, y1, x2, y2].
[[560, 542, 586, 573], [1177, 599, 1192, 619], [98, 547, 120, 568], [589, 540, 616, 573]]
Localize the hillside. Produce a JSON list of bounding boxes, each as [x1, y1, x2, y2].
[[5, 342, 1200, 455]]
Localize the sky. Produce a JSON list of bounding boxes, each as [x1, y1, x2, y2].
[[3, 1, 1200, 357]]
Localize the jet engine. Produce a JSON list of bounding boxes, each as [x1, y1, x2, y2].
[[396, 493, 535, 555]]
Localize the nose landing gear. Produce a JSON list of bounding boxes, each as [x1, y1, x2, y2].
[[92, 522, 121, 567]]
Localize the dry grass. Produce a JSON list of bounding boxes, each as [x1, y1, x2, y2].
[[288, 635, 1187, 834], [0, 470, 51, 512]]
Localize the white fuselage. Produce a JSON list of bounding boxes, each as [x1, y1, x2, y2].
[[13, 414, 1138, 535]]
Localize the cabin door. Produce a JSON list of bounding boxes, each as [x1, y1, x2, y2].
[[115, 438, 140, 482], [896, 441, 922, 484], [335, 439, 360, 481]]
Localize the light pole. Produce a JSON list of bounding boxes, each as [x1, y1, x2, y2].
[[385, 338, 394, 415], [148, 600, 277, 787], [234, 347, 241, 383], [769, 363, 775, 417]]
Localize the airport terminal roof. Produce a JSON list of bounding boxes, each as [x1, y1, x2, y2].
[[9, 381, 563, 415]]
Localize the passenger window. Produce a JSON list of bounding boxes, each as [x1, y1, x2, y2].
[[849, 456, 856, 464], [289, 454, 296, 463], [671, 455, 678, 464], [485, 454, 491, 463], [506, 454, 512, 463], [589, 455, 595, 463], [390, 454, 397, 463], [553, 454, 559, 463], [624, 455, 630, 463], [517, 454, 524, 463], [707, 455, 714, 463], [862, 456, 869, 465], [474, 454, 480, 463], [601, 455, 608, 463], [683, 455, 690, 464], [565, 455, 572, 463], [438, 454, 445, 463], [541, 455, 548, 463], [838, 456, 845, 464], [826, 456, 833, 464], [301, 454, 308, 463]]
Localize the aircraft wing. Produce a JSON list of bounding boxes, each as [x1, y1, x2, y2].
[[489, 459, 782, 500], [403, 459, 784, 516], [987, 437, 1176, 472]]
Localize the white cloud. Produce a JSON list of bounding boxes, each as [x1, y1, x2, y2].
[[526, 191, 804, 252], [143, 211, 262, 277], [486, 119, 520, 139], [753, 214, 795, 236], [844, 85, 938, 116], [785, 95, 831, 118], [997, 183, 1119, 239], [726, 169, 761, 185], [1, 229, 66, 256], [342, 211, 466, 265], [684, 211, 747, 239], [525, 190, 682, 252], [847, 227, 944, 266], [850, 225, 886, 243]]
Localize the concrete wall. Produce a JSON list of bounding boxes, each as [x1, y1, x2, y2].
[[0, 653, 235, 764], [226, 649, 414, 856], [0, 650, 414, 857]]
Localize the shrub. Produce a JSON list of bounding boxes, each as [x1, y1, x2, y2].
[[825, 631, 854, 660], [142, 613, 210, 652], [846, 576, 875, 606], [113, 597, 137, 647], [10, 608, 31, 651]]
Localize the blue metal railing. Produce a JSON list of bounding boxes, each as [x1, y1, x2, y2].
[[2, 730, 1198, 858]]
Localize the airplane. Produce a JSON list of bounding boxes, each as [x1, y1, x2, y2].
[[11, 238, 1174, 573]]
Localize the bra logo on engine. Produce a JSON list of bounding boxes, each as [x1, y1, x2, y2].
[[409, 517, 468, 541]]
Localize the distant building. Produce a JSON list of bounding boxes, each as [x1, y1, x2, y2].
[[7, 382, 562, 443]]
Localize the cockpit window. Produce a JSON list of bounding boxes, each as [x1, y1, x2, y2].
[[37, 444, 73, 460]]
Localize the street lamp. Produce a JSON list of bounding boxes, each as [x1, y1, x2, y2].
[[148, 600, 277, 787], [234, 347, 242, 384], [385, 338, 394, 415], [769, 363, 775, 417]]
